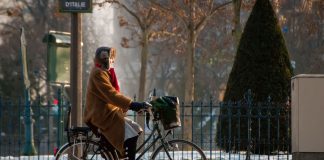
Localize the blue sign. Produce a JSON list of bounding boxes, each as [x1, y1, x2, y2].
[[282, 26, 288, 33]]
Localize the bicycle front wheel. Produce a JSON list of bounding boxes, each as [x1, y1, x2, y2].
[[151, 139, 206, 160], [55, 140, 116, 160]]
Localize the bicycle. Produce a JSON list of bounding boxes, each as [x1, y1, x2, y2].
[[55, 96, 206, 160]]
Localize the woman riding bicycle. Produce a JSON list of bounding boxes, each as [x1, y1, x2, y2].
[[84, 46, 147, 160]]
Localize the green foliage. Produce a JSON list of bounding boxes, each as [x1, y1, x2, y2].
[[150, 96, 179, 118], [224, 0, 293, 103], [150, 96, 180, 130], [217, 0, 293, 154]]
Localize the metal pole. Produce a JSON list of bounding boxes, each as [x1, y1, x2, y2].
[[70, 13, 83, 127], [22, 90, 37, 155], [20, 27, 37, 155], [57, 88, 62, 147]]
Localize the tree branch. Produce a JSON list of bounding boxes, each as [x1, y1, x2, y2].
[[195, 1, 232, 32], [96, 0, 145, 30], [149, 0, 189, 29], [0, 23, 19, 30]]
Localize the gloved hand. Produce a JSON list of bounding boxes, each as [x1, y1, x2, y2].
[[129, 102, 146, 112]]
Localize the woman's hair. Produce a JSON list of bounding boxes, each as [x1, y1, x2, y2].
[[110, 47, 116, 59]]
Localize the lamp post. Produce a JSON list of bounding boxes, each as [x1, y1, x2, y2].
[[22, 94, 37, 155], [20, 27, 37, 155]]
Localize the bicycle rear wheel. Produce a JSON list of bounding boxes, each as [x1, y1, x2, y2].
[[151, 139, 206, 160], [55, 140, 116, 160]]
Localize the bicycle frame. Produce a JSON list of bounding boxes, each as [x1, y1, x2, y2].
[[63, 102, 179, 159], [57, 104, 205, 160], [135, 119, 172, 160]]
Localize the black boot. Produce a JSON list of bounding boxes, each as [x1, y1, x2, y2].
[[124, 136, 138, 160]]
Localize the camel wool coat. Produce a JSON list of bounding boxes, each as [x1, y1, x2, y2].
[[84, 67, 132, 155]]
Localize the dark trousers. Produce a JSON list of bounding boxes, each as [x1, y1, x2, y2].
[[124, 136, 138, 160]]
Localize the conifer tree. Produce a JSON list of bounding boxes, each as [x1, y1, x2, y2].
[[217, 0, 293, 154]]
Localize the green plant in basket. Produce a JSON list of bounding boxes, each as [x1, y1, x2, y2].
[[150, 96, 181, 130]]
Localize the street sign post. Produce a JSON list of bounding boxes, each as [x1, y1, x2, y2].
[[59, 0, 92, 13], [58, 0, 91, 131]]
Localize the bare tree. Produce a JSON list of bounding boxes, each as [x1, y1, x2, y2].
[[94, 0, 174, 101], [148, 0, 232, 142], [280, 0, 324, 73], [150, 0, 232, 103]]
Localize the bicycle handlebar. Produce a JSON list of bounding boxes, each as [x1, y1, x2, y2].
[[137, 102, 153, 115], [135, 102, 156, 129]]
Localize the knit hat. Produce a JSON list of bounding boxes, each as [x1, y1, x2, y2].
[[95, 47, 111, 58]]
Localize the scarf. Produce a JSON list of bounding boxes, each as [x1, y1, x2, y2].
[[95, 63, 120, 92], [108, 68, 120, 92]]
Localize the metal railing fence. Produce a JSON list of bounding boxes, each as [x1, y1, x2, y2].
[[0, 93, 291, 159]]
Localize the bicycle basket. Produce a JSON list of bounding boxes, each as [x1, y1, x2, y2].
[[150, 96, 181, 130]]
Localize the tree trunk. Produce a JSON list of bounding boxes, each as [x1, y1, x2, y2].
[[137, 30, 149, 146], [233, 0, 242, 48], [183, 39, 194, 142], [138, 31, 149, 101], [184, 34, 195, 103], [183, 12, 196, 141]]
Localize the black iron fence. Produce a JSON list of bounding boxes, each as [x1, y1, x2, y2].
[[0, 92, 292, 159]]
